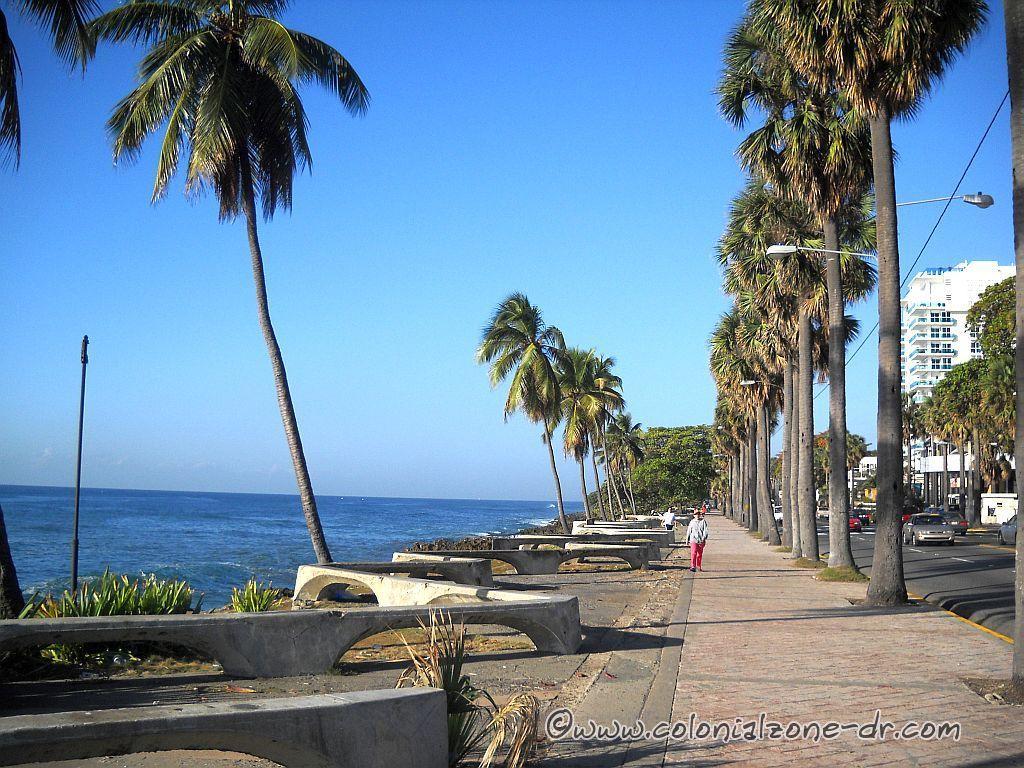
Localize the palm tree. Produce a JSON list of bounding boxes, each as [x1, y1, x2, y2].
[[902, 394, 923, 497], [557, 348, 623, 522], [0, 504, 24, 618], [589, 355, 622, 520], [606, 411, 644, 516], [1003, 0, 1024, 688], [87, 0, 370, 564], [477, 293, 571, 533], [757, 0, 988, 605], [719, 9, 875, 571], [0, 0, 97, 166]]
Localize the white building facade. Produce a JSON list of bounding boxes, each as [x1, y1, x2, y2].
[[901, 260, 1013, 403]]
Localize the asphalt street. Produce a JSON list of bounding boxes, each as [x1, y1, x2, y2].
[[814, 523, 1016, 638]]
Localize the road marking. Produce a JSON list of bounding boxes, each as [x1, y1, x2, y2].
[[979, 544, 1016, 554], [908, 548, 923, 553], [951, 557, 972, 563], [906, 590, 1014, 645]]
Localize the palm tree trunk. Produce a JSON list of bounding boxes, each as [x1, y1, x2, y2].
[[798, 308, 819, 562], [240, 166, 332, 564], [823, 217, 857, 570], [1005, 0, 1024, 688], [609, 460, 627, 518], [747, 422, 758, 533], [865, 109, 907, 606], [0, 505, 25, 619], [970, 427, 982, 526], [732, 455, 741, 521], [543, 424, 571, 534], [941, 442, 950, 513], [590, 451, 607, 520], [761, 404, 782, 545], [738, 442, 748, 526], [958, 438, 966, 515], [781, 363, 793, 548], [600, 430, 615, 515], [790, 362, 802, 558], [577, 458, 591, 521], [754, 407, 768, 539], [618, 473, 634, 514]]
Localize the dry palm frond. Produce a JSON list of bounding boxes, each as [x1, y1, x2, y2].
[[478, 693, 540, 768]]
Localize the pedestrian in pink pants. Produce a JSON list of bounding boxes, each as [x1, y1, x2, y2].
[[685, 507, 709, 572]]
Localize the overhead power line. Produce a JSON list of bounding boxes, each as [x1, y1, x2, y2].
[[814, 89, 1010, 401]]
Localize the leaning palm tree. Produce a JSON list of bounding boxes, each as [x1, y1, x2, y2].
[[88, 0, 371, 563], [756, 0, 988, 605], [0, 0, 97, 166], [477, 293, 571, 533], [606, 411, 644, 517], [588, 354, 622, 520]]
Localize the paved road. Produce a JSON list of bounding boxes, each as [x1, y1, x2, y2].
[[813, 523, 1016, 637]]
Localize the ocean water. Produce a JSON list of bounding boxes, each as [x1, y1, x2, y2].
[[0, 485, 581, 608]]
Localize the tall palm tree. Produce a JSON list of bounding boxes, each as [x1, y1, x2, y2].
[[607, 411, 644, 516], [88, 0, 371, 563], [0, 0, 97, 167], [557, 348, 623, 522], [757, 0, 988, 605], [1003, 0, 1024, 688], [477, 293, 571, 533], [719, 9, 875, 570], [589, 354, 622, 520], [902, 393, 923, 497]]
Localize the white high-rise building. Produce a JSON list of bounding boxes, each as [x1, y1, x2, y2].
[[901, 260, 1013, 403]]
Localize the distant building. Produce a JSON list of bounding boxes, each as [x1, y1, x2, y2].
[[901, 260, 1013, 404]]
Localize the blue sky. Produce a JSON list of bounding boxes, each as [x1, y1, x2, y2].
[[0, 0, 1013, 501]]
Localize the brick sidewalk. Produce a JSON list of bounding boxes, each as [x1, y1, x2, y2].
[[665, 516, 1021, 767]]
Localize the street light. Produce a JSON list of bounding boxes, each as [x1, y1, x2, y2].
[[896, 191, 994, 209], [765, 244, 876, 259]]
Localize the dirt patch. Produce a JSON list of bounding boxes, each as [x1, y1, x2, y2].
[[963, 677, 1024, 706], [336, 625, 534, 668]]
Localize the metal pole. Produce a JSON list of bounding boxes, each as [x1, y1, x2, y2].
[[71, 335, 89, 593]]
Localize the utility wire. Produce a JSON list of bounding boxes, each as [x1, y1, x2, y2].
[[813, 89, 1010, 401]]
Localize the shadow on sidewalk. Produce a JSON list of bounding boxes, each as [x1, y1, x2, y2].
[[675, 602, 940, 628], [540, 738, 731, 767]]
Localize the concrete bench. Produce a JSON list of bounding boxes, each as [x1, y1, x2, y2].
[[570, 524, 676, 545], [294, 559, 494, 599], [0, 601, 581, 678], [586, 518, 663, 529], [295, 565, 544, 605], [0, 689, 447, 768], [495, 534, 664, 560], [394, 544, 648, 575]]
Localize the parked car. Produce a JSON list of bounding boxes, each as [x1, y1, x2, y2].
[[998, 518, 1018, 546], [939, 511, 968, 536], [849, 516, 863, 532], [902, 513, 955, 546], [853, 510, 872, 527]]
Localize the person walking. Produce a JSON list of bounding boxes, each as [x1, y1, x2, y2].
[[661, 509, 677, 531], [686, 507, 709, 573]]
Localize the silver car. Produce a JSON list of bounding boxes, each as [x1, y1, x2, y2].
[[998, 518, 1018, 546], [903, 513, 955, 546]]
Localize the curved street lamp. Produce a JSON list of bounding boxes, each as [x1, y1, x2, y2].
[[896, 191, 994, 208]]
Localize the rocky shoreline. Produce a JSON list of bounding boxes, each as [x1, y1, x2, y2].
[[404, 512, 588, 552]]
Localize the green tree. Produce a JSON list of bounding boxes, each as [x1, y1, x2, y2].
[[967, 276, 1015, 358], [631, 426, 716, 511], [477, 293, 570, 533], [0, 0, 97, 166], [89, 0, 371, 563], [758, 0, 988, 606]]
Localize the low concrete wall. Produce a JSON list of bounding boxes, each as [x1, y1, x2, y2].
[[294, 566, 544, 605], [394, 546, 647, 575], [586, 518, 663, 529], [495, 534, 663, 560], [0, 690, 447, 768], [0, 601, 581, 677]]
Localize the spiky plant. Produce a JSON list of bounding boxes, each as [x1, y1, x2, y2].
[[397, 610, 540, 768]]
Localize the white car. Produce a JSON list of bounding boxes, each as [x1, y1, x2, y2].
[[998, 518, 1018, 546]]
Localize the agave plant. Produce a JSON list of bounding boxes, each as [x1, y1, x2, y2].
[[396, 611, 539, 768], [230, 577, 284, 613]]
